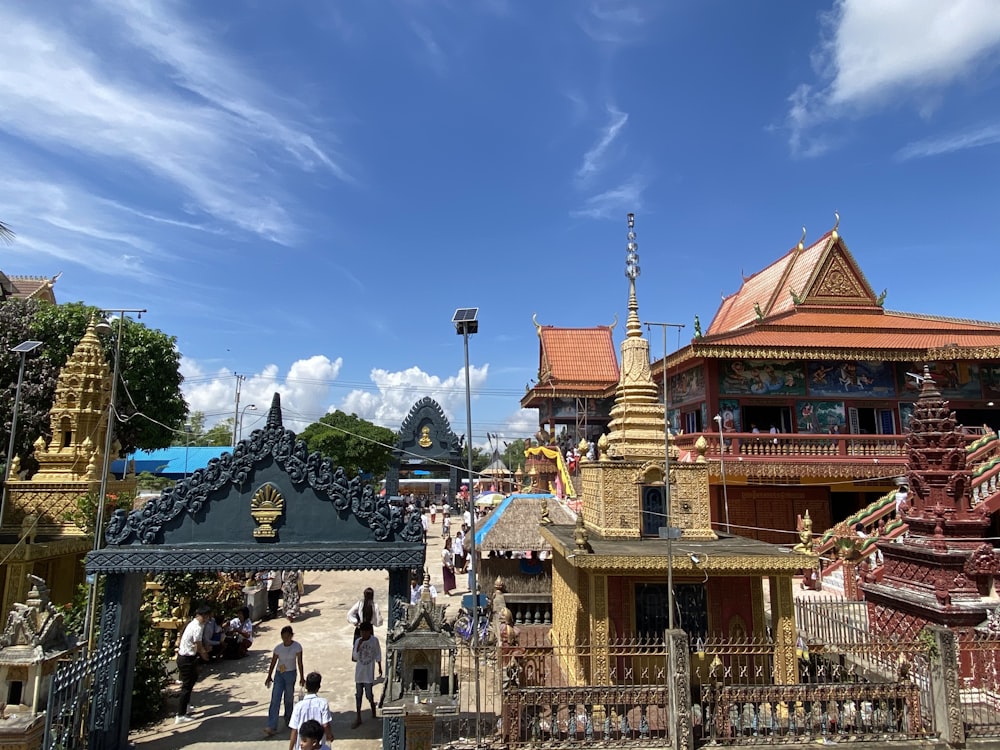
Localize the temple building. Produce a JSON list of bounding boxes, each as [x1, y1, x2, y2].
[[540, 215, 816, 695], [524, 217, 1000, 546], [1, 320, 135, 620]]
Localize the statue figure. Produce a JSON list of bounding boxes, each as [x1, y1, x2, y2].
[[539, 497, 552, 526], [693, 315, 702, 338], [792, 510, 815, 555], [418, 425, 432, 448]]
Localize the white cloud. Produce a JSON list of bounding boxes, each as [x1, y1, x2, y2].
[[896, 123, 1000, 160], [182, 355, 344, 436], [576, 106, 629, 183], [339, 365, 490, 431], [0, 5, 345, 243], [786, 0, 1000, 155]]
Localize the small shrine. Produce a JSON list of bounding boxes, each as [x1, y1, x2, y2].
[[0, 575, 79, 750], [382, 575, 458, 750]]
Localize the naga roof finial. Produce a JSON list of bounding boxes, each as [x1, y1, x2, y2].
[[832, 211, 840, 241], [797, 225, 806, 251]]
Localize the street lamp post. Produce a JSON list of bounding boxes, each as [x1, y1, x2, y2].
[[83, 307, 146, 653], [2, 340, 44, 530], [713, 414, 731, 533], [452, 306, 481, 747], [239, 404, 257, 442]]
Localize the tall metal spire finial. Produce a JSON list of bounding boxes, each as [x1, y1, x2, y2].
[[624, 213, 642, 338]]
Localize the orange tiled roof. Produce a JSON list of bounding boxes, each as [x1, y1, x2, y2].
[[692, 307, 1000, 358], [7, 274, 59, 303], [538, 325, 619, 384], [707, 232, 878, 336], [520, 325, 620, 407]]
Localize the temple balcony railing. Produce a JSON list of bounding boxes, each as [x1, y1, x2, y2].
[[676, 431, 910, 462]]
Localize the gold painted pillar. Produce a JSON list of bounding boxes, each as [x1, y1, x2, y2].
[[590, 573, 610, 685], [751, 576, 766, 636], [768, 575, 797, 685]]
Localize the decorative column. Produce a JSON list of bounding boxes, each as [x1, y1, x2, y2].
[[590, 574, 610, 685], [769, 576, 797, 684]]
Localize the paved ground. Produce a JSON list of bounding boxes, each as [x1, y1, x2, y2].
[[130, 525, 460, 750]]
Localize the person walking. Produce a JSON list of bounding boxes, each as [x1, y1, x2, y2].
[[296, 719, 330, 750], [283, 570, 302, 622], [264, 570, 283, 619], [175, 605, 211, 724], [347, 586, 384, 643], [287, 672, 334, 750], [442, 538, 457, 596], [351, 622, 383, 728], [264, 625, 305, 737]]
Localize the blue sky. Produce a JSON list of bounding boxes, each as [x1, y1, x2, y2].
[[3, 0, 1000, 446]]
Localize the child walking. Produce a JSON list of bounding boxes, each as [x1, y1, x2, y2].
[[351, 621, 382, 728]]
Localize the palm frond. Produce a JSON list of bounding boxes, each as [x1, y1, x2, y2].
[[0, 221, 14, 244]]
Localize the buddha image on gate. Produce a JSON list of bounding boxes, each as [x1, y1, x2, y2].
[[720, 360, 806, 396]]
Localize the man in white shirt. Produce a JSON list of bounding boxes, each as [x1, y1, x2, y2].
[[176, 605, 211, 723], [288, 672, 334, 750]]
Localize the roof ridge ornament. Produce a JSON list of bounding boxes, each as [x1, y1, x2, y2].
[[797, 226, 806, 251], [532, 313, 542, 336], [832, 211, 840, 241]]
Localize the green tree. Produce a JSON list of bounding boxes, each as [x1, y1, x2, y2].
[[502, 438, 528, 472], [297, 411, 398, 477], [172, 412, 235, 447], [1, 298, 187, 477], [202, 418, 234, 446]]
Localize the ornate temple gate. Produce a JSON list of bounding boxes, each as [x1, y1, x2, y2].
[[45, 395, 425, 750]]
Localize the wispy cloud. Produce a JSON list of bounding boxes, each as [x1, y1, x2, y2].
[[577, 1, 648, 46], [576, 106, 629, 183], [571, 176, 647, 220], [896, 123, 1000, 161], [410, 20, 448, 75], [0, 4, 346, 244], [785, 0, 1000, 157]]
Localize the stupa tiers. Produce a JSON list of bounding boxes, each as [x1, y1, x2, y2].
[[541, 214, 817, 690], [863, 367, 999, 634], [1, 320, 135, 619]]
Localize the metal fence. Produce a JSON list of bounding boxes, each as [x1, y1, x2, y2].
[[957, 628, 1000, 737], [44, 637, 128, 750]]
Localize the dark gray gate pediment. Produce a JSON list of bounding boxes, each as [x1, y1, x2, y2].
[[384, 397, 463, 499], [87, 394, 424, 574]]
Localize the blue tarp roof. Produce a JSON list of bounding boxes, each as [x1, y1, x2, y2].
[[474, 493, 553, 546], [111, 447, 231, 478]]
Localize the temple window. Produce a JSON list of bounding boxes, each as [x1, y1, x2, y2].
[[60, 416, 73, 447], [640, 485, 664, 536], [634, 582, 708, 642]]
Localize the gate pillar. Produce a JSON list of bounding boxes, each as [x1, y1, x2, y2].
[[90, 572, 144, 750]]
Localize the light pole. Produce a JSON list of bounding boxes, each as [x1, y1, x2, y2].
[[452, 306, 481, 747], [2, 340, 44, 530], [713, 414, 732, 534], [83, 307, 146, 653], [239, 404, 257, 442]]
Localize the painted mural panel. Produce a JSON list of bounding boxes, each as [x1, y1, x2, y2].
[[981, 365, 1000, 399], [719, 360, 806, 396], [668, 365, 705, 405], [896, 362, 981, 399], [718, 399, 741, 432], [806, 361, 896, 397], [667, 409, 681, 433], [796, 401, 846, 434]]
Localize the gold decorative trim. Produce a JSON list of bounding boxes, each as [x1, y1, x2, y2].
[[250, 483, 285, 538]]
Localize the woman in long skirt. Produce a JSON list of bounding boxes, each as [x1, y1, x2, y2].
[[282, 570, 301, 621], [442, 538, 457, 596]]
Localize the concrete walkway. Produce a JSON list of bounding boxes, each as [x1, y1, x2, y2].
[[130, 525, 461, 750]]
